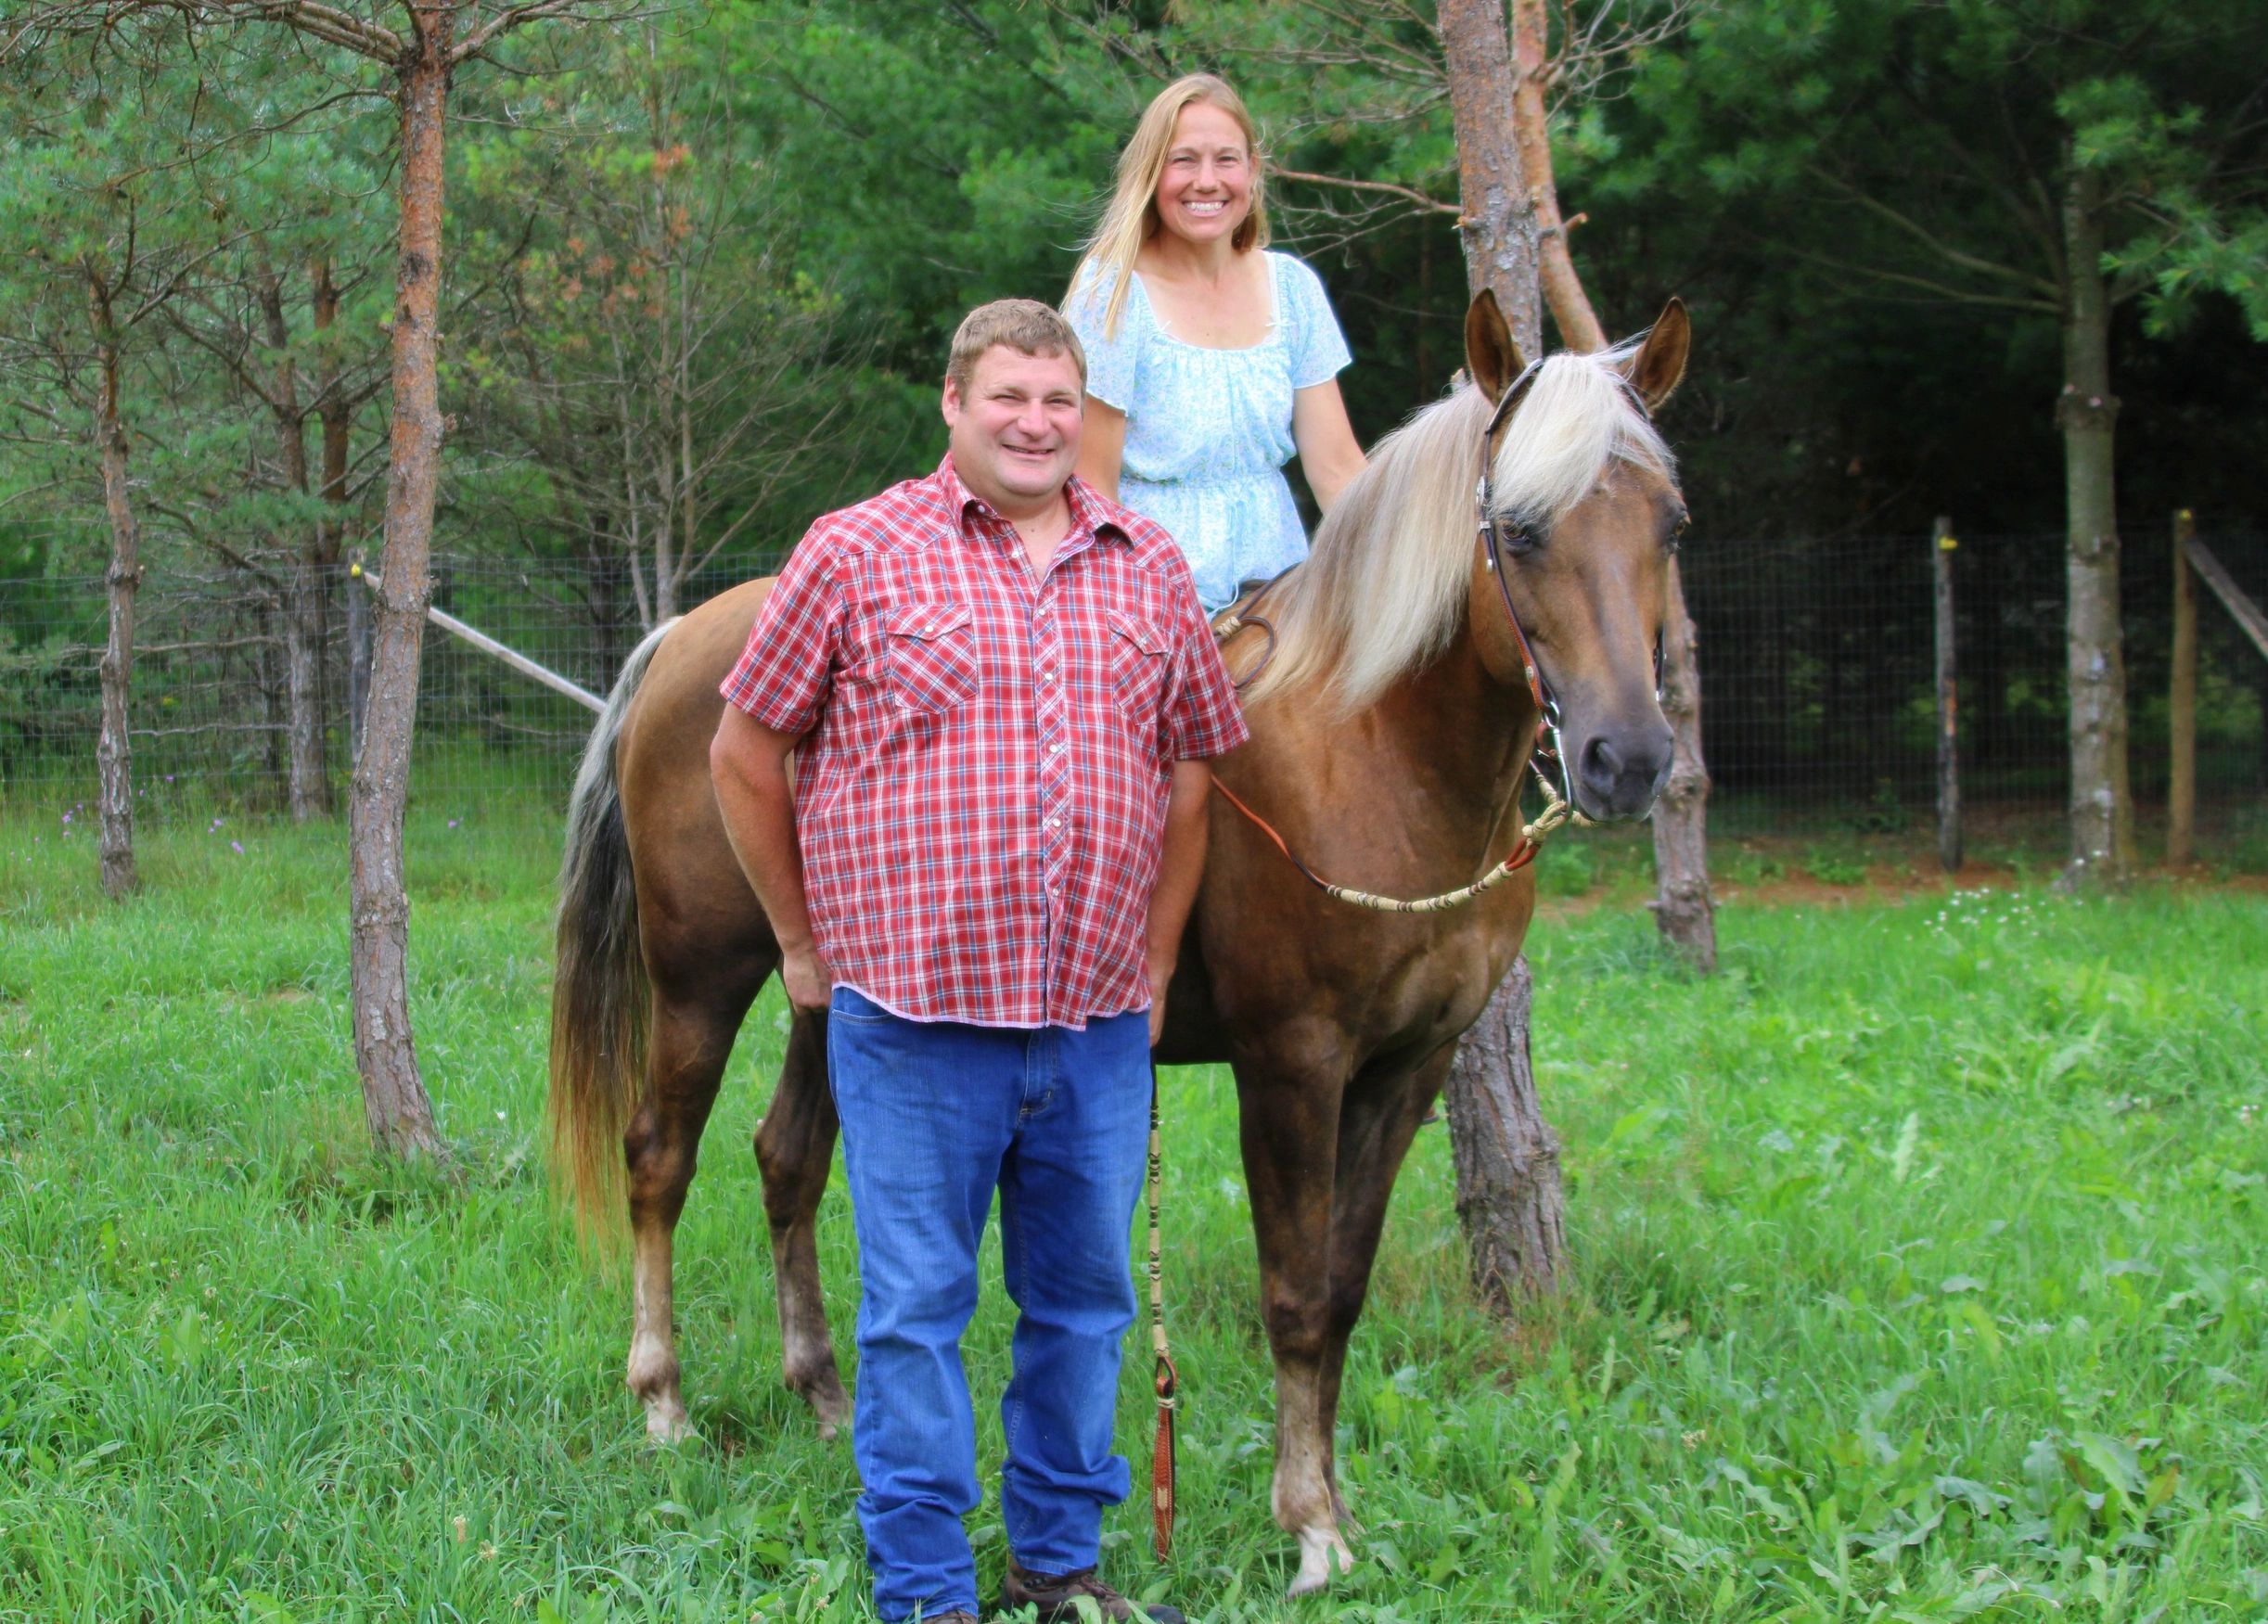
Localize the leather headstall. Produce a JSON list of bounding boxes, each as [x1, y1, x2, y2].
[[1472, 359, 1674, 809]]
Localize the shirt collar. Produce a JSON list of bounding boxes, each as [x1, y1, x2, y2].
[[936, 453, 1131, 549]]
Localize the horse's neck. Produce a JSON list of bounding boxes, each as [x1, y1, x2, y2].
[[1370, 625, 1539, 842]]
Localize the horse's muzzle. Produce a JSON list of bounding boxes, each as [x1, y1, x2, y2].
[[1572, 723, 1673, 822]]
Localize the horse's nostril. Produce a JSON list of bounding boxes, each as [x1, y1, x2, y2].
[[1582, 735, 1624, 784]]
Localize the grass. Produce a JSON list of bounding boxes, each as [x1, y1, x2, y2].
[[3, 801, 2266, 1621]]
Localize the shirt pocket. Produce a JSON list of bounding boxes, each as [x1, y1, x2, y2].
[[1105, 608, 1172, 730], [883, 601, 979, 715]]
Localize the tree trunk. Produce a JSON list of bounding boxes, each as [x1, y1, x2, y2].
[[1442, 957, 1565, 1305], [87, 272, 140, 901], [1507, 0, 1716, 964], [262, 266, 333, 822], [1439, 0, 1565, 1298], [1439, 0, 1543, 356], [316, 258, 358, 770], [1510, 0, 1604, 353], [350, 8, 454, 1162], [2167, 510, 2197, 866], [2057, 160, 2133, 884], [1650, 556, 1716, 967]]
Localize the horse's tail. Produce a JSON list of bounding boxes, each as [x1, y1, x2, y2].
[[548, 617, 677, 1248]]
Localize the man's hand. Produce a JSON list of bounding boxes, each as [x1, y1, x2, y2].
[[781, 939, 836, 1016], [1143, 761, 1210, 1051], [1147, 951, 1175, 1048]]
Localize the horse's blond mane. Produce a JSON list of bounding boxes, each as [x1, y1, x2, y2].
[[1243, 339, 1675, 713]]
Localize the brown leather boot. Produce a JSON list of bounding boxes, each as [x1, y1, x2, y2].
[[998, 1560, 1185, 1624]]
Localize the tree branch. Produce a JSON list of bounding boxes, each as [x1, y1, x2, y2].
[[1787, 247, 2060, 313], [1269, 162, 1460, 217], [1808, 163, 2061, 298]]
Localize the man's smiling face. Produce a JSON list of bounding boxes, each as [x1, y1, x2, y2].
[[942, 345, 1085, 516]]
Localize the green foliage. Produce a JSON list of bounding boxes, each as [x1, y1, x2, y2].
[[5, 807, 2266, 1618]]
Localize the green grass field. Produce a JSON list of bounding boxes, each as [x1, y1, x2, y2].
[[4, 805, 2265, 1622]]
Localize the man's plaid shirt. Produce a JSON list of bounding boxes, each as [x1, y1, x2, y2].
[[721, 455, 1249, 1029]]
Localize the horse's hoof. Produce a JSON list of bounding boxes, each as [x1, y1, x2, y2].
[[644, 1403, 695, 1447], [1287, 1526, 1354, 1598], [796, 1370, 851, 1442]]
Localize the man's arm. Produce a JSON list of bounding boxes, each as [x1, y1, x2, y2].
[[1144, 759, 1212, 1046], [711, 704, 833, 1013]]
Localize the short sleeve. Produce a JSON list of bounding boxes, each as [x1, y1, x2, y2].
[[1282, 255, 1353, 390], [1065, 265, 1141, 412], [1158, 557, 1250, 761], [719, 520, 845, 735]]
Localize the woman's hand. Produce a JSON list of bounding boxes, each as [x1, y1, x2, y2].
[[1075, 396, 1127, 504], [1292, 378, 1366, 512]]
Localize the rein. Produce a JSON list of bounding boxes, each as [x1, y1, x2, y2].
[[1146, 1065, 1177, 1559], [1207, 360, 1598, 914]]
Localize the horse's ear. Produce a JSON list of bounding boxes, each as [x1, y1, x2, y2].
[[1621, 297, 1691, 414], [1464, 290, 1527, 403]]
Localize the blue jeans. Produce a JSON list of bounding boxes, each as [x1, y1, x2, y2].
[[826, 986, 1152, 1622]]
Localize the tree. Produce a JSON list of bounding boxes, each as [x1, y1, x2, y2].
[[455, 28, 858, 640], [1656, 0, 2268, 881], [1506, 0, 1714, 968], [20, 0, 645, 1157], [0, 24, 223, 896]]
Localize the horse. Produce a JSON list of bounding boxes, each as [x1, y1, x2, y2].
[[548, 289, 1691, 1598]]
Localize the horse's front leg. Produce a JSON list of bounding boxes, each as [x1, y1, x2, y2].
[[1317, 1049, 1457, 1534], [754, 1008, 850, 1439], [626, 971, 762, 1442], [1237, 1052, 1357, 1598]]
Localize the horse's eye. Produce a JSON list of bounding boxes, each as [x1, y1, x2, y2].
[[1667, 514, 1690, 554], [1503, 524, 1537, 557]]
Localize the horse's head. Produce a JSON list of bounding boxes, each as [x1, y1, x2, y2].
[[1461, 291, 1689, 823]]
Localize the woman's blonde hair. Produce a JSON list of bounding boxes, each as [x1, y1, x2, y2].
[[1066, 73, 1271, 341]]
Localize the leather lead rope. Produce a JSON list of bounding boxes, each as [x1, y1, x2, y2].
[[1146, 1063, 1178, 1560]]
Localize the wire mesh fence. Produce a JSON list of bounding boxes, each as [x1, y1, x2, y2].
[[4, 527, 2262, 845], [1681, 524, 2268, 818]]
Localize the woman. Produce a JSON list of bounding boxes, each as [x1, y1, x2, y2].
[[1065, 74, 1365, 613]]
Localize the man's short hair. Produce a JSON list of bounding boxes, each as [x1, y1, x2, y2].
[[946, 300, 1087, 397]]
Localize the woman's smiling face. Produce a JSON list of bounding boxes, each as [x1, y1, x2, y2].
[[1152, 100, 1252, 248]]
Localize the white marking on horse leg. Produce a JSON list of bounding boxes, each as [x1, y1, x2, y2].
[[1272, 1365, 1353, 1597], [626, 1223, 690, 1443], [1289, 1524, 1357, 1599]]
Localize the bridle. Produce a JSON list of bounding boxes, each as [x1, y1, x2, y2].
[[1475, 358, 1676, 809], [1472, 358, 1570, 804]]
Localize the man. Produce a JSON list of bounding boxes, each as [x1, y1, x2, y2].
[[709, 299, 1246, 1624]]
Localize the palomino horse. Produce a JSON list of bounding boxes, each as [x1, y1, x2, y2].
[[549, 291, 1690, 1597]]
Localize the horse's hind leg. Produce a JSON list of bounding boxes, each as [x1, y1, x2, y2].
[[626, 970, 765, 1442], [755, 1009, 849, 1439]]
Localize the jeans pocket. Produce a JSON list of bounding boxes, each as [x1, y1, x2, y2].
[[827, 985, 892, 1024], [884, 601, 979, 714]]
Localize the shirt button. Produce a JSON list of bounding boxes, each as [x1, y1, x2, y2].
[[1047, 818, 1060, 829], [1050, 743, 1064, 755]]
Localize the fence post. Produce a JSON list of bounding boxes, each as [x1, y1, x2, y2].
[[2168, 508, 2198, 867], [1932, 517, 1960, 874], [346, 548, 374, 769]]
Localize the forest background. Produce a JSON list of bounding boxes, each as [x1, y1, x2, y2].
[[5, 0, 2262, 672]]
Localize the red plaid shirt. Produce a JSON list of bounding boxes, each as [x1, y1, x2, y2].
[[721, 455, 1249, 1028]]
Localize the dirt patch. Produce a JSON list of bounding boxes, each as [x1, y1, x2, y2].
[[1538, 858, 2268, 920]]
